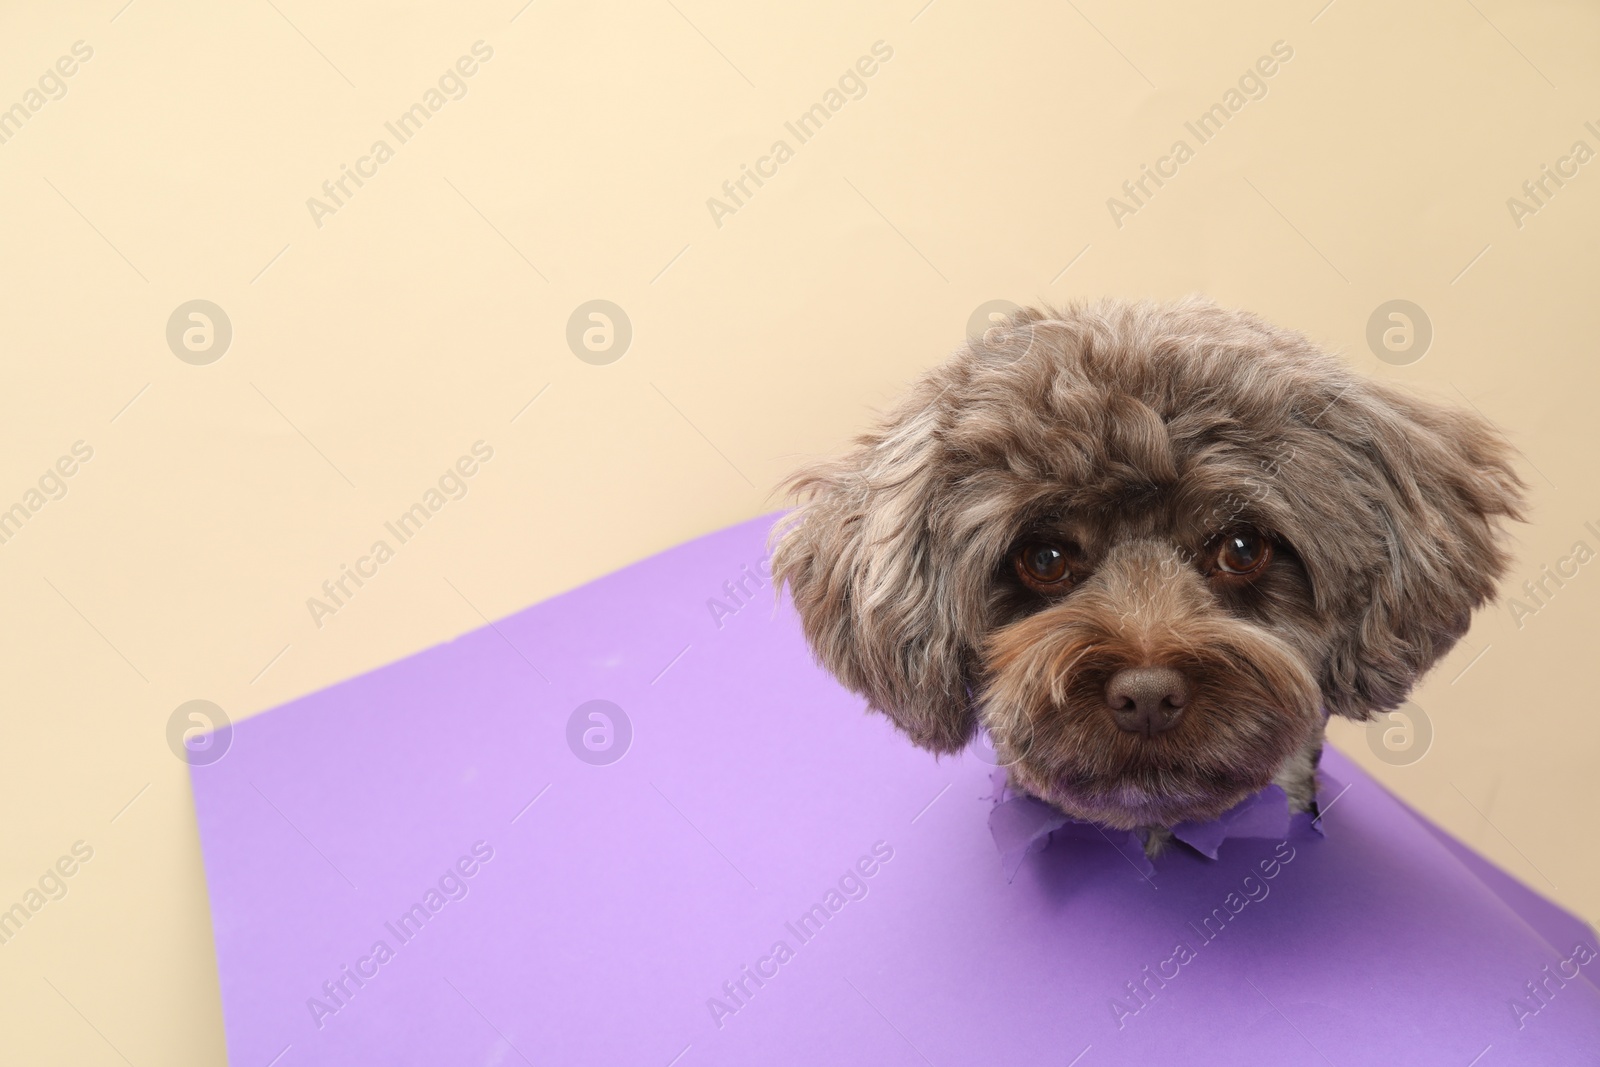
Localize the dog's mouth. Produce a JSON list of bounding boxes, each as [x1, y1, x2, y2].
[[978, 608, 1323, 829], [1017, 732, 1293, 828]]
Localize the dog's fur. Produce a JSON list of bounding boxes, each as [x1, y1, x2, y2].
[[772, 298, 1524, 839]]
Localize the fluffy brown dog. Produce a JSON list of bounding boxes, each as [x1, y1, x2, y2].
[[772, 298, 1524, 842]]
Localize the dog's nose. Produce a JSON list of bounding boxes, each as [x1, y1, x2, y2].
[[1105, 666, 1189, 736]]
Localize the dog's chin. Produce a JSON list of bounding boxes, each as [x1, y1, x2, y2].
[[986, 692, 1322, 831], [1012, 755, 1283, 830]]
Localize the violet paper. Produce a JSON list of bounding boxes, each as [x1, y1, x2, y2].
[[190, 513, 1600, 1066]]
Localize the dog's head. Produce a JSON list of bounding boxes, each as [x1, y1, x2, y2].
[[772, 298, 1524, 828]]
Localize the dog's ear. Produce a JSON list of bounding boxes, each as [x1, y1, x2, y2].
[[1315, 379, 1526, 719], [770, 377, 978, 754]]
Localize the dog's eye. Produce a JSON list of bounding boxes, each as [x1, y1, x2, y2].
[[1214, 530, 1272, 578], [1014, 543, 1075, 591]]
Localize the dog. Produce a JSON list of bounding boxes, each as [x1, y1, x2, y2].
[[772, 298, 1524, 851]]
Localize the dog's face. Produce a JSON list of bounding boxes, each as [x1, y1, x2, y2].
[[773, 299, 1524, 829]]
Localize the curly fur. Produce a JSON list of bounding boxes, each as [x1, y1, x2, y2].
[[771, 297, 1525, 832]]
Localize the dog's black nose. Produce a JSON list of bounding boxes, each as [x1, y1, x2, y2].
[[1105, 667, 1189, 736]]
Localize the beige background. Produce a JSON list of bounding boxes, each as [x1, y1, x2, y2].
[[1, 0, 1596, 1061]]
